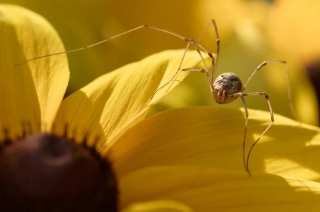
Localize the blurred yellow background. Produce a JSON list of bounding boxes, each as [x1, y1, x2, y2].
[[3, 0, 320, 125]]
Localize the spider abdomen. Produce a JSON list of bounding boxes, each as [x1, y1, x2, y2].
[[213, 72, 242, 104]]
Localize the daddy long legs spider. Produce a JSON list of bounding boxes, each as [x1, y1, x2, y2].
[[14, 20, 297, 176]]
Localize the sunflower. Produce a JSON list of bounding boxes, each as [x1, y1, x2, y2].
[[2, 4, 320, 212]]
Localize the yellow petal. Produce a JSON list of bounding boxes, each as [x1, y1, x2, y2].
[[0, 4, 69, 139], [122, 200, 194, 212], [120, 166, 320, 211], [108, 106, 320, 181], [53, 50, 210, 150]]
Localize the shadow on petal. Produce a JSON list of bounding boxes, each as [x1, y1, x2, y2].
[[108, 107, 320, 181], [120, 166, 320, 211]]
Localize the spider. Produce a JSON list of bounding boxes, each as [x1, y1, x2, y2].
[[15, 20, 296, 176]]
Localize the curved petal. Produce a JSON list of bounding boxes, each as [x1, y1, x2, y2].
[[0, 4, 69, 140], [119, 166, 320, 211], [53, 50, 210, 151], [108, 106, 320, 181]]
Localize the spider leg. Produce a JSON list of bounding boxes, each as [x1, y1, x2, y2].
[[150, 79, 182, 100], [234, 93, 249, 175], [240, 92, 274, 176], [150, 42, 191, 100], [151, 65, 214, 100], [242, 60, 298, 121], [211, 19, 220, 84], [14, 24, 215, 72], [162, 42, 212, 94], [180, 68, 214, 94], [151, 43, 213, 99]]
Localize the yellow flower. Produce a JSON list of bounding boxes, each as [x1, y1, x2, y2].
[[2, 4, 320, 212], [0, 4, 206, 211]]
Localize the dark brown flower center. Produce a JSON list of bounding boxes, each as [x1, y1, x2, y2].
[[0, 132, 118, 211]]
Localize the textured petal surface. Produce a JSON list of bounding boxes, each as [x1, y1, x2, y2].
[[109, 106, 320, 182], [53, 50, 210, 151], [0, 4, 69, 139], [120, 166, 320, 211]]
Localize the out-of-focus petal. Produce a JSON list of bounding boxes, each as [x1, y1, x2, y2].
[[122, 200, 194, 212], [0, 4, 69, 140], [266, 0, 320, 64], [53, 50, 210, 151], [195, 0, 269, 44]]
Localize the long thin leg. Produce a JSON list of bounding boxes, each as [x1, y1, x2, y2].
[[163, 43, 211, 94], [151, 67, 214, 99], [150, 41, 212, 99], [211, 20, 220, 84], [14, 24, 215, 67], [193, 20, 220, 84], [241, 92, 274, 175], [150, 79, 182, 100], [242, 60, 298, 121], [152, 42, 191, 98], [283, 62, 299, 121], [181, 68, 214, 93], [196, 21, 212, 42], [234, 93, 250, 176], [195, 19, 220, 83], [148, 21, 221, 100]]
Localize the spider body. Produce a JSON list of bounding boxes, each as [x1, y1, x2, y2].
[[212, 72, 242, 104]]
